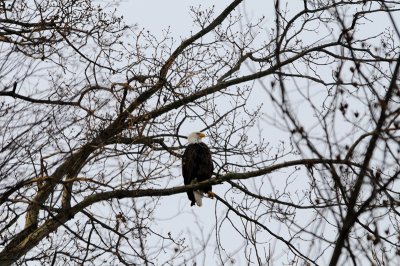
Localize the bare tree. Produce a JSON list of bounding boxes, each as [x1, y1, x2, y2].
[[1, 0, 400, 265]]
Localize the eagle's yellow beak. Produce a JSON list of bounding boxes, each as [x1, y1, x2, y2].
[[198, 132, 206, 138]]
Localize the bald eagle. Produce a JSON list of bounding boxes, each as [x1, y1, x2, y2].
[[182, 132, 215, 207]]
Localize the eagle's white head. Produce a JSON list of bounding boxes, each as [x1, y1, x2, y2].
[[187, 132, 206, 144]]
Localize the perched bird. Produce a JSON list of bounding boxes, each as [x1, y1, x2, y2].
[[182, 132, 215, 206]]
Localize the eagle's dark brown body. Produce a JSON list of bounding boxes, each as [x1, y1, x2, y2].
[[182, 142, 213, 206]]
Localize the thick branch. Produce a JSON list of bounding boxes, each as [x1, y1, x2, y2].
[[329, 55, 400, 266]]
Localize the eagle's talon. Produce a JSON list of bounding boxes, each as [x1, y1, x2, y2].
[[207, 191, 216, 199]]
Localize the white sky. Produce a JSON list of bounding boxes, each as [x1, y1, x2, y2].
[[111, 1, 400, 265], [115, 2, 291, 264]]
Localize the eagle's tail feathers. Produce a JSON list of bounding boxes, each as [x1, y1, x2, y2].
[[194, 190, 203, 207]]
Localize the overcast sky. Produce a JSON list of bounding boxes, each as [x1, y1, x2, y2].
[[113, 1, 400, 265]]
